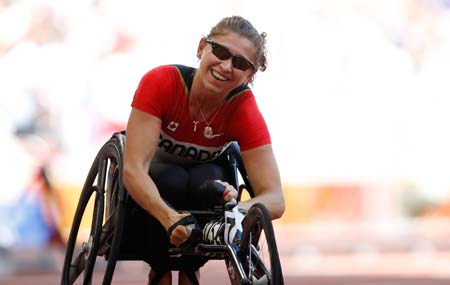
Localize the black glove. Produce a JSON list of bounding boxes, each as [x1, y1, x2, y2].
[[191, 180, 226, 210]]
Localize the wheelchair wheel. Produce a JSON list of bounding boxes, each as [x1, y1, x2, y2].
[[61, 134, 126, 285], [239, 203, 284, 285]]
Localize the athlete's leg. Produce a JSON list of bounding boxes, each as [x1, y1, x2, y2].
[[147, 162, 226, 284], [148, 269, 172, 285], [187, 163, 227, 210], [149, 162, 189, 209], [167, 163, 228, 285], [178, 270, 200, 285], [187, 163, 226, 191], [145, 163, 190, 284]]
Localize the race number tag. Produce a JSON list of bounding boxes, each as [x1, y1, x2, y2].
[[224, 206, 245, 244]]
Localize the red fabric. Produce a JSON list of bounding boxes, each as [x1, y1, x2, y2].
[[131, 65, 271, 163]]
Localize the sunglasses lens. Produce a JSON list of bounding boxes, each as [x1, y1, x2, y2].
[[212, 44, 231, 60], [232, 58, 252, 71]]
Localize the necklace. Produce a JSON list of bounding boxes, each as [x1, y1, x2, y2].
[[195, 99, 223, 139]]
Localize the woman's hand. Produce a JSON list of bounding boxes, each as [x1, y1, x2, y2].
[[214, 180, 238, 202], [166, 212, 192, 247]]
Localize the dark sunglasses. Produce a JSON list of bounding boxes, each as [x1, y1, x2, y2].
[[205, 39, 255, 71]]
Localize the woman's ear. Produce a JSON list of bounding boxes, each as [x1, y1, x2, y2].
[[245, 70, 256, 85], [197, 37, 207, 60]]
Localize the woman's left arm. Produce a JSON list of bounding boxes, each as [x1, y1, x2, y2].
[[238, 144, 285, 219]]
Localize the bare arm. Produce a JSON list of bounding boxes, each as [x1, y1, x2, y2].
[[238, 144, 285, 219], [123, 108, 189, 245]]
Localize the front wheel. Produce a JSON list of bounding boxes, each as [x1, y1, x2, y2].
[[239, 203, 283, 285]]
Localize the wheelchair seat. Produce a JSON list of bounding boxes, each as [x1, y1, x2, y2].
[[61, 131, 284, 285]]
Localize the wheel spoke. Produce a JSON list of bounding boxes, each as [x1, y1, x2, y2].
[[69, 252, 86, 284], [250, 244, 271, 283]]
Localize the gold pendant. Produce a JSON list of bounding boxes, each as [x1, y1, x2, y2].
[[204, 126, 213, 139]]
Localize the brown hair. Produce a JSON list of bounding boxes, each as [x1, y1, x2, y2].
[[207, 16, 268, 75]]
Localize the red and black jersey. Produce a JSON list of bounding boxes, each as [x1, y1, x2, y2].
[[131, 64, 271, 164]]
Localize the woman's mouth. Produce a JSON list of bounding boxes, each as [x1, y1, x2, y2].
[[211, 69, 228, 81]]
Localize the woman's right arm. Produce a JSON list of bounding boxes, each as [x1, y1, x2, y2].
[[123, 108, 189, 246]]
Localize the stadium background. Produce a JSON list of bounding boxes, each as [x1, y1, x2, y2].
[[1, 0, 450, 283]]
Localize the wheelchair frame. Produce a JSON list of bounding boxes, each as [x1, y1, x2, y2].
[[61, 131, 284, 285]]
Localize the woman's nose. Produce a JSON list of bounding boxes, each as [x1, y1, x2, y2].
[[220, 58, 233, 72]]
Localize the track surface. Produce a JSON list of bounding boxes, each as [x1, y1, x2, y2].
[[1, 225, 450, 284]]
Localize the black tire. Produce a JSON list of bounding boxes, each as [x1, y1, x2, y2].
[[239, 203, 284, 285], [61, 135, 125, 285]]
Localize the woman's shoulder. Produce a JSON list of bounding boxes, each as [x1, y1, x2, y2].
[[138, 65, 190, 87], [226, 85, 253, 103], [144, 65, 194, 85]]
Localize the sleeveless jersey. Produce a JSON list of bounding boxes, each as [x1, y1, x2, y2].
[[131, 65, 271, 164]]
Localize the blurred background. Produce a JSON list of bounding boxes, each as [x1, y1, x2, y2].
[[1, 0, 450, 281]]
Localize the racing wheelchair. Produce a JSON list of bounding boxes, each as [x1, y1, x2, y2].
[[61, 131, 284, 285]]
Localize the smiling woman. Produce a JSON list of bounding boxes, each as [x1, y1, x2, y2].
[[122, 15, 285, 285]]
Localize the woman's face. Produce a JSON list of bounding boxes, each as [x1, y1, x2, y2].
[[196, 32, 256, 98]]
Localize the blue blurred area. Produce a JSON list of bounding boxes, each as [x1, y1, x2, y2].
[[13, 196, 54, 247]]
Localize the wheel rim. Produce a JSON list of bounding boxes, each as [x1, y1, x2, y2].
[[240, 204, 283, 285], [83, 186, 104, 284], [62, 184, 104, 285]]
